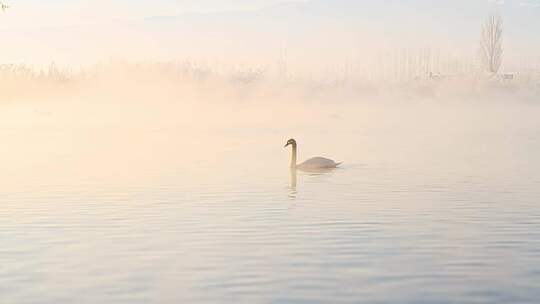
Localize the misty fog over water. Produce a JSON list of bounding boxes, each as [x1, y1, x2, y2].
[[2, 70, 540, 302]]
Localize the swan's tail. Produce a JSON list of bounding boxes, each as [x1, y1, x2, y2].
[[335, 162, 343, 167]]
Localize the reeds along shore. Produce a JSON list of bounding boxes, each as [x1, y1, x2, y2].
[[1, 61, 539, 103]]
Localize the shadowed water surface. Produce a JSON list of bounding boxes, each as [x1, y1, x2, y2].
[[1, 100, 540, 303]]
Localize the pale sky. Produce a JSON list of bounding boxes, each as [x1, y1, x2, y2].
[[0, 0, 307, 28], [0, 0, 537, 29], [0, 0, 538, 69]]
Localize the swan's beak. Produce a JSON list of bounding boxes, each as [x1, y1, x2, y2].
[[284, 143, 290, 148]]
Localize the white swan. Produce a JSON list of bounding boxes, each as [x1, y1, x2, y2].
[[284, 138, 342, 170]]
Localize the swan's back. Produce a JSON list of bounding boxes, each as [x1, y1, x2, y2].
[[297, 157, 341, 170]]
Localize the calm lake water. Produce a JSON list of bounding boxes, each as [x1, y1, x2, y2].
[[1, 99, 540, 303]]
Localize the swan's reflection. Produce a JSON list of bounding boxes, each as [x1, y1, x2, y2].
[[288, 168, 297, 198], [288, 167, 339, 199]]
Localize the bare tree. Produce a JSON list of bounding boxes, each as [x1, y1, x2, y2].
[[479, 13, 503, 75]]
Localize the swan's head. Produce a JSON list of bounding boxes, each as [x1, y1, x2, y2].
[[284, 138, 297, 148]]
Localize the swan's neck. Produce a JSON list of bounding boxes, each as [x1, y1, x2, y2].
[[290, 144, 297, 169]]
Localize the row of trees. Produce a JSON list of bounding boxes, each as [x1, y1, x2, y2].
[[0, 8, 509, 80], [276, 12, 507, 83]]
